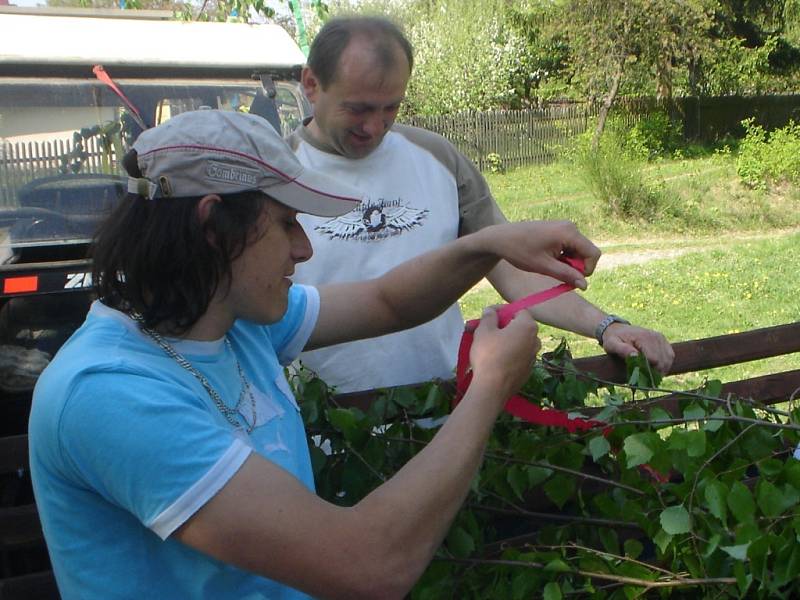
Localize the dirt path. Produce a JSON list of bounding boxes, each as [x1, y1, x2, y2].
[[470, 227, 799, 291], [597, 227, 800, 271]]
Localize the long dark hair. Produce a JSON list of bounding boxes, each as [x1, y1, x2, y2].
[[92, 190, 267, 334]]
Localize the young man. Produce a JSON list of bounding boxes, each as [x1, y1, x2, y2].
[[288, 16, 675, 393], [29, 109, 600, 599]]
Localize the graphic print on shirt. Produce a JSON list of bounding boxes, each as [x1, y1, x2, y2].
[[313, 197, 429, 242]]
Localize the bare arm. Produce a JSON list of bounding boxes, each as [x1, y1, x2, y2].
[[175, 309, 540, 599], [487, 260, 675, 372], [305, 220, 599, 350]]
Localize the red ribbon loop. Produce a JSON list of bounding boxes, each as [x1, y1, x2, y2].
[[454, 256, 606, 432]]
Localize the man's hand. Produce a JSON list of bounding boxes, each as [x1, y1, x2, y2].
[[601, 323, 674, 374], [469, 308, 540, 403], [483, 221, 600, 290]]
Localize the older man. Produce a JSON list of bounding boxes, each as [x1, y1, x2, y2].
[[287, 16, 674, 394]]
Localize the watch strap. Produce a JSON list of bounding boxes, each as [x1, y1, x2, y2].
[[595, 314, 630, 345]]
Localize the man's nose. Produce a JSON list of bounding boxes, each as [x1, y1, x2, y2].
[[362, 113, 388, 137], [292, 223, 313, 263]]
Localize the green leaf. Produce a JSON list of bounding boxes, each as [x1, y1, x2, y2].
[[511, 570, 538, 600], [445, 525, 475, 558], [544, 473, 575, 509], [686, 430, 706, 457], [624, 433, 654, 468], [747, 535, 770, 580], [783, 459, 800, 488], [420, 384, 442, 414], [703, 534, 721, 558], [544, 558, 571, 572], [527, 466, 553, 487], [728, 481, 756, 524], [683, 403, 706, 421], [622, 586, 647, 599], [588, 435, 611, 462], [668, 429, 687, 451], [734, 561, 752, 596], [703, 379, 723, 398], [624, 538, 644, 559], [507, 465, 528, 501], [326, 408, 367, 445], [660, 505, 691, 535], [704, 480, 728, 524], [758, 458, 783, 478], [653, 530, 673, 554], [649, 407, 671, 423], [703, 408, 725, 432], [594, 404, 619, 422], [543, 582, 562, 600], [756, 480, 788, 517], [390, 386, 417, 408], [774, 541, 800, 587], [627, 366, 640, 387], [598, 527, 620, 555], [721, 543, 750, 561]]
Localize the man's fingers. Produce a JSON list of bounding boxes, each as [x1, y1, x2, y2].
[[544, 259, 588, 290]]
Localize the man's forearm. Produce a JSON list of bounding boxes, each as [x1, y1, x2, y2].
[[487, 260, 605, 337]]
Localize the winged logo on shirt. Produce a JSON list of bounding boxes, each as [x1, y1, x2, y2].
[[314, 198, 429, 242]]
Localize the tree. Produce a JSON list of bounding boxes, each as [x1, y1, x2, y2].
[[557, 0, 712, 147]]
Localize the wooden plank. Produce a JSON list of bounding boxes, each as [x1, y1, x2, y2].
[[571, 322, 800, 383], [0, 570, 59, 600], [583, 369, 800, 419], [642, 369, 800, 417], [0, 504, 44, 549], [0, 435, 29, 475]]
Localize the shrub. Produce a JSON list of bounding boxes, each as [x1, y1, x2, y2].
[[574, 128, 666, 221], [625, 110, 683, 160], [736, 118, 800, 189]]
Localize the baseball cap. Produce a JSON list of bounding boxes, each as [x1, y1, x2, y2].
[[126, 109, 362, 217]]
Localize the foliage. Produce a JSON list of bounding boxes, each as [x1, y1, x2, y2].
[[402, 0, 535, 116], [698, 35, 781, 96], [292, 344, 800, 598], [330, 0, 546, 115], [572, 125, 669, 221], [736, 118, 800, 189], [559, 0, 712, 100], [327, 0, 800, 117], [623, 111, 684, 161]]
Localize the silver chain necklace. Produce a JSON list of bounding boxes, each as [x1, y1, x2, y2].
[[134, 316, 257, 433]]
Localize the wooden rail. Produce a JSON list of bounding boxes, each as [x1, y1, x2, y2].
[[333, 322, 800, 410]]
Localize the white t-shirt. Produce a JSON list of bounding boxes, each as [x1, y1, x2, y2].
[[288, 123, 505, 393]]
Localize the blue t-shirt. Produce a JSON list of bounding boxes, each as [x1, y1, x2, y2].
[[29, 285, 320, 599]]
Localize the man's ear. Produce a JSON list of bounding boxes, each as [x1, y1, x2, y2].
[[197, 194, 222, 245], [301, 66, 321, 103]]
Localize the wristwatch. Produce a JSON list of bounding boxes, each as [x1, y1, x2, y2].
[[595, 315, 630, 346]]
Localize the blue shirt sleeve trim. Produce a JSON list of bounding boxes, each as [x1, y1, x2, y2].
[[148, 437, 252, 540]]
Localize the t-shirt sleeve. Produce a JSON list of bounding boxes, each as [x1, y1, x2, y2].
[[391, 124, 507, 236], [57, 371, 251, 540], [268, 284, 320, 365], [453, 150, 508, 236]]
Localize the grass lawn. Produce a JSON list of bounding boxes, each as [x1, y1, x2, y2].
[[464, 152, 800, 392]]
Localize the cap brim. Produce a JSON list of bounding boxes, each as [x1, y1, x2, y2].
[[267, 166, 362, 217]]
